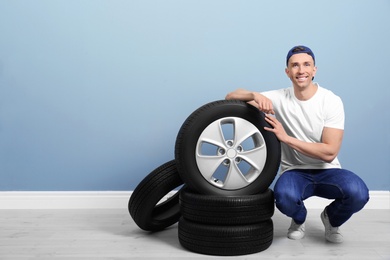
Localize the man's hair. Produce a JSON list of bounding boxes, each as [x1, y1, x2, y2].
[[286, 45, 315, 66]]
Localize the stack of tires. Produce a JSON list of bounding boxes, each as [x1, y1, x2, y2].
[[178, 187, 275, 256], [175, 100, 280, 256], [129, 100, 281, 256]]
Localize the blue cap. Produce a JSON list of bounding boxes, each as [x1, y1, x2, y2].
[[286, 45, 315, 66]]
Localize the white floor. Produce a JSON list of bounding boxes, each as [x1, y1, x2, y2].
[[0, 208, 389, 259]]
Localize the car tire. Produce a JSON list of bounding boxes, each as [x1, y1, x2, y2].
[[175, 100, 281, 195], [178, 217, 273, 256], [128, 160, 184, 231], [179, 186, 274, 225]]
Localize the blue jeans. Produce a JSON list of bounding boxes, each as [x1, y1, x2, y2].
[[274, 168, 369, 227]]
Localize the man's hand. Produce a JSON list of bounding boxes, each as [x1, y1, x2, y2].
[[264, 114, 288, 142], [252, 93, 275, 115]]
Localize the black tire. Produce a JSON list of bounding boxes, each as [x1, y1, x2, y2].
[[178, 217, 273, 256], [180, 186, 274, 225], [175, 100, 281, 195], [128, 160, 184, 231]]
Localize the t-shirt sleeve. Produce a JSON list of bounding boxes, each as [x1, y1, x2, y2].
[[260, 89, 285, 107], [261, 90, 281, 100], [324, 94, 345, 130]]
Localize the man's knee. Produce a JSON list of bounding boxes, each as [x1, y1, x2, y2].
[[274, 171, 304, 209], [274, 188, 303, 211], [343, 176, 370, 211]]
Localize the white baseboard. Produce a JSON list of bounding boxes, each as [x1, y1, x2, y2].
[[0, 191, 388, 210], [0, 191, 132, 210]]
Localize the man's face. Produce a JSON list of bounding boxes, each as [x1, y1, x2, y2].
[[285, 53, 317, 89]]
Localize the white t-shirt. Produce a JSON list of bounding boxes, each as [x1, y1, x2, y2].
[[261, 83, 344, 173]]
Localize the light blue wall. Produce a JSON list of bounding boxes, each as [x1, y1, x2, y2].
[[0, 0, 389, 191]]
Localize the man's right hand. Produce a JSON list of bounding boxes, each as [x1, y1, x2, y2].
[[253, 92, 275, 115]]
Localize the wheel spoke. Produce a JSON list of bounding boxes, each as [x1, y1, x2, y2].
[[196, 155, 225, 180], [233, 118, 259, 147], [198, 120, 226, 148], [239, 145, 267, 171], [223, 162, 249, 189]]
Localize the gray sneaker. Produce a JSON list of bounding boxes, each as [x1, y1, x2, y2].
[[287, 219, 305, 240], [321, 208, 343, 243]]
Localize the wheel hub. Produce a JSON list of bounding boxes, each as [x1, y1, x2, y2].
[[227, 149, 237, 158]]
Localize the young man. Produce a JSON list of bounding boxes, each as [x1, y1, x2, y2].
[[225, 45, 369, 243]]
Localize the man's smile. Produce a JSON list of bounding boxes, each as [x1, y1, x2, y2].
[[296, 75, 309, 82]]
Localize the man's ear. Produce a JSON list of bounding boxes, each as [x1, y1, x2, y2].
[[285, 67, 289, 77], [285, 67, 293, 81], [312, 66, 317, 80]]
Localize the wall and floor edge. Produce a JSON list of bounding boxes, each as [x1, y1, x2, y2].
[[0, 191, 388, 210]]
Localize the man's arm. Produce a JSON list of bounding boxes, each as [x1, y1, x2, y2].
[[225, 89, 275, 115], [264, 114, 343, 163]]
